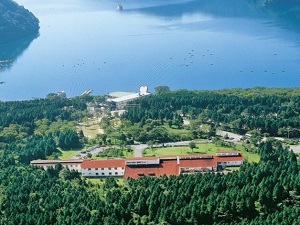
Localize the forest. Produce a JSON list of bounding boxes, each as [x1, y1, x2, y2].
[[0, 141, 299, 224], [122, 87, 300, 140], [0, 88, 299, 224], [0, 0, 39, 43]]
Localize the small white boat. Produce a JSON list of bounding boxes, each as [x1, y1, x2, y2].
[[116, 3, 123, 11]]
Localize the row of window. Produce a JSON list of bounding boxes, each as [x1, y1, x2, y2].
[[83, 172, 121, 176], [87, 167, 124, 171]]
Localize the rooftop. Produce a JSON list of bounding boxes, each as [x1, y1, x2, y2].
[[31, 159, 83, 165], [107, 91, 135, 98], [124, 160, 179, 179], [81, 159, 125, 168], [110, 92, 150, 103]]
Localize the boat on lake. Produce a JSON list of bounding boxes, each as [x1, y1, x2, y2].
[[116, 3, 123, 11]]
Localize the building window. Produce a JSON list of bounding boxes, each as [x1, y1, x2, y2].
[[122, 167, 124, 169], [114, 167, 117, 170], [115, 172, 118, 175], [88, 168, 91, 171], [109, 172, 112, 175], [108, 167, 111, 170], [95, 168, 98, 170], [102, 173, 105, 175], [96, 173, 98, 175]]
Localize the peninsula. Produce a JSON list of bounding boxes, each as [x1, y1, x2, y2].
[[0, 0, 39, 43]]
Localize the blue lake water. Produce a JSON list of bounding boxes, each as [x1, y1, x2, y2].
[[1, 0, 300, 101]]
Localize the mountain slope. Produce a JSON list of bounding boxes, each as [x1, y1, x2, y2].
[[0, 0, 39, 43]]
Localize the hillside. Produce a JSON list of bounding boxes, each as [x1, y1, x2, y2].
[[0, 0, 39, 43]]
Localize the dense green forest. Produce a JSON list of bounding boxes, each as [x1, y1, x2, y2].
[[0, 97, 88, 164], [0, 89, 299, 224], [0, 0, 39, 43], [122, 87, 300, 139], [0, 141, 299, 224]]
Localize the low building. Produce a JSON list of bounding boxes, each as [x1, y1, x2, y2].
[[30, 159, 83, 172], [30, 151, 243, 179], [124, 153, 243, 178], [107, 86, 151, 109], [81, 159, 125, 177], [216, 150, 240, 157]]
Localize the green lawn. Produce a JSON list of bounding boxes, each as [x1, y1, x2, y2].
[[78, 123, 103, 139], [59, 149, 81, 159], [143, 142, 260, 163], [92, 149, 133, 159], [164, 125, 191, 136]]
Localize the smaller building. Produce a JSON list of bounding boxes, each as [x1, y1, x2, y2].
[[107, 86, 151, 109], [216, 150, 240, 157], [81, 159, 125, 177], [126, 157, 160, 166], [30, 159, 83, 172]]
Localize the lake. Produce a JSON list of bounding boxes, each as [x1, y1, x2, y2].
[[1, 0, 300, 101]]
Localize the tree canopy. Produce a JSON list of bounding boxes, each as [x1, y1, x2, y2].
[[0, 0, 39, 43]]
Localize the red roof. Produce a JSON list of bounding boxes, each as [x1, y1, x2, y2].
[[180, 158, 216, 168], [124, 159, 179, 179], [81, 159, 125, 168], [215, 155, 243, 162]]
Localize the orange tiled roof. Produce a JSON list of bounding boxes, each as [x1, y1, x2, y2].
[[180, 158, 216, 168], [215, 155, 243, 162], [124, 160, 179, 179]]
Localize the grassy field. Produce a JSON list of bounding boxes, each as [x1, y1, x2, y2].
[[164, 125, 191, 136], [59, 149, 81, 159], [79, 124, 103, 139], [92, 152, 134, 160], [143, 142, 260, 163]]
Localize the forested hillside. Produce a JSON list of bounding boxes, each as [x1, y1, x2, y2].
[[0, 141, 299, 224], [0, 0, 39, 43], [122, 87, 300, 138], [0, 97, 87, 165], [0, 90, 299, 224]]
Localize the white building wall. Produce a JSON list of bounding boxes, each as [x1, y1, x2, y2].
[[66, 164, 82, 173], [225, 161, 243, 166], [126, 158, 160, 165], [82, 167, 125, 177], [40, 164, 81, 172], [218, 161, 243, 166]]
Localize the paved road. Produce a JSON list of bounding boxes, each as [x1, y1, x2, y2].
[[131, 144, 148, 157], [216, 130, 243, 142], [72, 140, 212, 159], [71, 146, 108, 159]]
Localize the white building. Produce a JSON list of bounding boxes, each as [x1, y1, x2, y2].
[[215, 151, 244, 166], [30, 159, 83, 172], [107, 86, 151, 109], [126, 157, 160, 166], [81, 159, 125, 177]]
